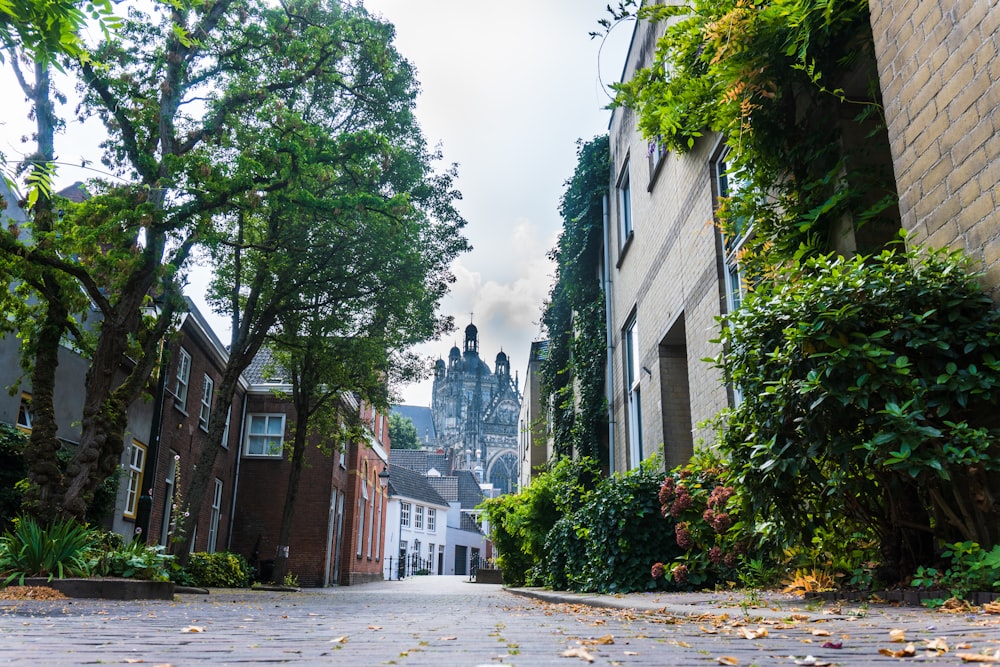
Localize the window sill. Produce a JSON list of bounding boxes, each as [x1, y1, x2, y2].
[[172, 402, 188, 417]]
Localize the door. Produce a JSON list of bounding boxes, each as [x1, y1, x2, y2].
[[454, 545, 468, 576]]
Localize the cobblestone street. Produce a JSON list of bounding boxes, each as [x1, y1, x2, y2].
[[3, 577, 1000, 665]]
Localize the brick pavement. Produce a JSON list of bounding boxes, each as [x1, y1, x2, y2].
[[2, 577, 1000, 665]]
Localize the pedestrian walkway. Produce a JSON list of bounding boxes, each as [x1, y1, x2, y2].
[[1, 577, 999, 665]]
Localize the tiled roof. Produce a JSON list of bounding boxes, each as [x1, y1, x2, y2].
[[390, 449, 430, 474], [453, 470, 486, 509], [426, 476, 458, 502], [460, 513, 483, 534], [391, 405, 436, 445], [387, 464, 449, 507]]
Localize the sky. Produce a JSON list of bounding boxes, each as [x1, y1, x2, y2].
[[0, 1, 633, 407]]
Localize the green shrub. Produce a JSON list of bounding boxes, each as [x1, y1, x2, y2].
[[480, 457, 600, 587], [541, 458, 680, 593], [0, 425, 28, 532], [0, 515, 94, 584], [88, 533, 172, 581], [176, 552, 252, 588], [715, 243, 1000, 581]]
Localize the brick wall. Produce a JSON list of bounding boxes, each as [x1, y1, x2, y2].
[[869, 0, 1000, 296]]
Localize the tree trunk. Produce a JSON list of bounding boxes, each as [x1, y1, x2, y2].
[[272, 423, 310, 584]]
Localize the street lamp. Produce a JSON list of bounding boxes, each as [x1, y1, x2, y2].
[[378, 467, 390, 488]]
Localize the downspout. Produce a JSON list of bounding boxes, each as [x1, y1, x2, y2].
[[602, 193, 617, 475], [225, 389, 248, 552]]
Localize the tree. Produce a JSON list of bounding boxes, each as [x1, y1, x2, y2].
[[166, 1, 467, 560], [389, 413, 419, 450]]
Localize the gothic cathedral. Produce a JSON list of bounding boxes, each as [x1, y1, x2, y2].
[[431, 323, 521, 495]]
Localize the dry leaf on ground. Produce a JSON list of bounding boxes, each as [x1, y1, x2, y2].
[[889, 628, 906, 642], [717, 657, 739, 665], [739, 627, 768, 640], [926, 638, 949, 652], [180, 626, 205, 633], [879, 643, 916, 658], [439, 636, 457, 641], [561, 647, 595, 662], [329, 636, 348, 643], [580, 635, 614, 645], [368, 625, 382, 631], [811, 629, 831, 637], [957, 653, 1000, 663]]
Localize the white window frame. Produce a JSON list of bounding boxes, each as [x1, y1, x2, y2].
[[357, 479, 368, 557], [400, 502, 411, 528], [207, 479, 223, 554], [375, 492, 383, 561], [161, 453, 178, 546], [427, 507, 436, 532], [617, 158, 633, 249], [624, 315, 643, 467], [123, 440, 147, 519], [414, 505, 424, 530], [16, 393, 32, 432], [199, 374, 214, 432], [366, 481, 375, 560], [244, 414, 285, 457], [174, 348, 192, 411], [221, 405, 231, 449]]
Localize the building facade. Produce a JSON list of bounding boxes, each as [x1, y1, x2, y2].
[[518, 340, 551, 489], [431, 323, 521, 494]]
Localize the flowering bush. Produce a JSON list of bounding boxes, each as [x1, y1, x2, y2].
[[649, 452, 751, 590]]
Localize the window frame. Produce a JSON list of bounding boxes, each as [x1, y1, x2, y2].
[[616, 157, 633, 255], [624, 314, 643, 467], [173, 348, 192, 411], [427, 507, 436, 532], [207, 478, 223, 554], [244, 413, 286, 458], [199, 374, 214, 432], [400, 502, 411, 528], [16, 393, 32, 433], [123, 440, 147, 519], [414, 504, 424, 531]]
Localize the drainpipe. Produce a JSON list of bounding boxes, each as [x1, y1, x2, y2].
[[602, 193, 617, 475], [136, 340, 169, 542]]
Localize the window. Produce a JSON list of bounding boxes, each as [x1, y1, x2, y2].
[[428, 542, 435, 562], [366, 480, 375, 560], [400, 502, 411, 528], [207, 479, 223, 554], [648, 137, 668, 182], [244, 414, 285, 457], [375, 492, 383, 561], [427, 508, 436, 532], [221, 405, 231, 449], [624, 315, 643, 467], [123, 440, 147, 519], [174, 348, 191, 410], [415, 505, 424, 530], [16, 393, 31, 432], [617, 158, 633, 249], [199, 374, 214, 431], [714, 148, 750, 314], [357, 479, 368, 557]]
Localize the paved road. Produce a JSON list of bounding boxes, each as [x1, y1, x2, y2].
[[2, 576, 1000, 665]]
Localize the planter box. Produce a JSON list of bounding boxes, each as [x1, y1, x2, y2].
[[474, 568, 503, 584], [18, 577, 175, 600]]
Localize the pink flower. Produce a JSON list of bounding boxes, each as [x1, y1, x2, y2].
[[651, 562, 665, 579], [675, 522, 693, 550], [672, 564, 689, 585], [670, 488, 692, 517], [711, 512, 732, 533], [708, 547, 723, 565], [658, 478, 675, 507]]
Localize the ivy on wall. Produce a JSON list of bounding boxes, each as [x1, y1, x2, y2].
[[540, 136, 610, 464]]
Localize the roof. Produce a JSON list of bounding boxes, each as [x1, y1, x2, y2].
[[460, 513, 483, 534], [453, 470, 486, 510], [426, 476, 458, 503], [390, 448, 450, 475], [391, 404, 436, 445], [387, 464, 449, 507]]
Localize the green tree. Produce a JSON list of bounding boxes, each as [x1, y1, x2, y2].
[[389, 413, 419, 450]]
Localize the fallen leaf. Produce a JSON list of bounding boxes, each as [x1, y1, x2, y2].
[[580, 635, 614, 645], [180, 626, 205, 633], [701, 626, 719, 634], [368, 625, 383, 631], [957, 653, 1000, 663], [889, 628, 906, 642], [821, 642, 842, 649], [717, 657, 739, 665], [879, 643, 916, 658], [792, 657, 833, 666], [561, 647, 595, 662], [329, 636, 348, 644], [926, 638, 949, 652], [623, 651, 639, 656], [811, 629, 831, 637], [983, 601, 1000, 615], [439, 636, 458, 641], [739, 627, 768, 640]]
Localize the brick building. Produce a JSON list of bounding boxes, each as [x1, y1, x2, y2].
[[868, 1, 1000, 295]]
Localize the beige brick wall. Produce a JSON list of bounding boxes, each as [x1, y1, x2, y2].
[[607, 18, 730, 474], [869, 0, 1000, 297]]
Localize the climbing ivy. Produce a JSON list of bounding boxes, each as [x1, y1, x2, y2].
[[609, 0, 900, 268], [540, 136, 610, 464]]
